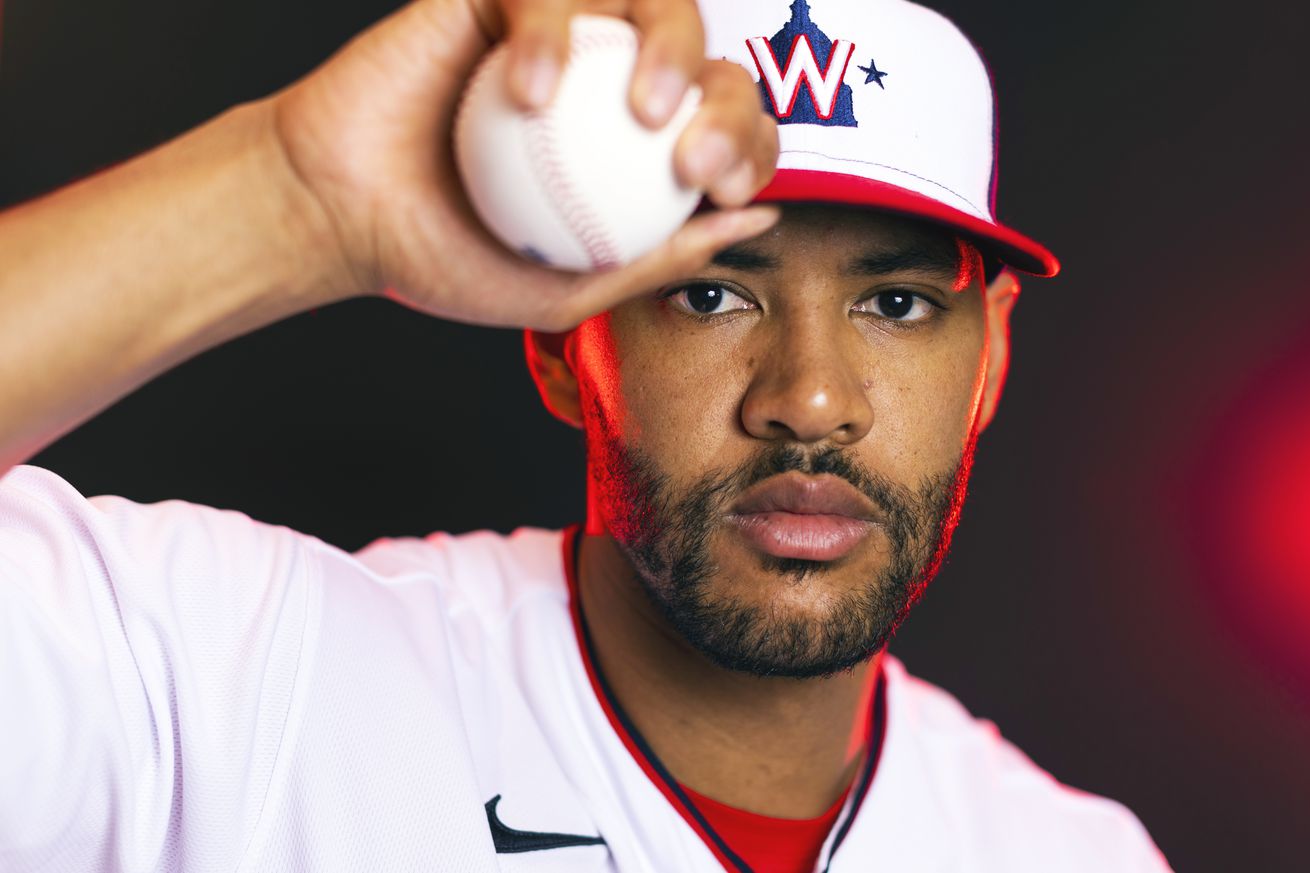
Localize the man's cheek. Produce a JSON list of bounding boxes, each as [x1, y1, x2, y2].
[[628, 385, 746, 486], [860, 375, 976, 481]]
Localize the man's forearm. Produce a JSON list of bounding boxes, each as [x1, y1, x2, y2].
[[0, 99, 346, 475], [0, 0, 777, 480]]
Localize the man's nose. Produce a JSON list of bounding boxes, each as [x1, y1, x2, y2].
[[739, 324, 875, 445]]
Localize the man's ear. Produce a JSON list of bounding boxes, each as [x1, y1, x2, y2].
[[524, 329, 584, 428], [977, 269, 1021, 433]]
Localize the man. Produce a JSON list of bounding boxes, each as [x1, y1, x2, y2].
[[0, 0, 1171, 870]]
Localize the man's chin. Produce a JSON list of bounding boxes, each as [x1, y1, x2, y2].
[[673, 599, 889, 680], [710, 525, 894, 599], [651, 543, 901, 679], [693, 569, 884, 634]]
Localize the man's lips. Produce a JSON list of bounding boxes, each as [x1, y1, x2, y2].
[[726, 472, 883, 562]]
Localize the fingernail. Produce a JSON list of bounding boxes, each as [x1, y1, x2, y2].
[[712, 159, 757, 207], [736, 206, 780, 235], [683, 128, 735, 187], [639, 67, 687, 127], [515, 54, 559, 109]]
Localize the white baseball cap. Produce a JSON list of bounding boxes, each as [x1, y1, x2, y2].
[[700, 0, 1059, 277]]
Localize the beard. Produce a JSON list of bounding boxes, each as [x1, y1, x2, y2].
[[589, 415, 977, 680]]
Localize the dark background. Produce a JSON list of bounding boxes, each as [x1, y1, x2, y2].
[[3, 1, 1309, 869]]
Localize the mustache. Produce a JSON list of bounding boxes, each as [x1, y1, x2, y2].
[[727, 444, 886, 509]]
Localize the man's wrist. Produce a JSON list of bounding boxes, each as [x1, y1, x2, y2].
[[243, 97, 374, 309]]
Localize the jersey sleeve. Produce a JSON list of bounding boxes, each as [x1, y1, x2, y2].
[[880, 656, 1174, 872], [0, 465, 316, 871]]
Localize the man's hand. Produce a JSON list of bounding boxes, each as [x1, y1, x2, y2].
[[273, 0, 780, 332], [0, 0, 777, 474]]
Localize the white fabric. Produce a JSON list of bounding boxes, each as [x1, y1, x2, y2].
[[702, 0, 998, 221], [0, 465, 1171, 872]]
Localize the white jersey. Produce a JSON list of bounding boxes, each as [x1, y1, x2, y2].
[[0, 465, 1171, 872]]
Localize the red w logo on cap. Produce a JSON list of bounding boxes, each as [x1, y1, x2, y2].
[[747, 34, 856, 121]]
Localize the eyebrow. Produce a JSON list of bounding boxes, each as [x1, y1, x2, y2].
[[709, 241, 962, 280], [710, 244, 779, 271], [846, 244, 961, 280]]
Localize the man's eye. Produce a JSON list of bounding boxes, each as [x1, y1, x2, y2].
[[666, 283, 754, 316], [854, 291, 937, 322]]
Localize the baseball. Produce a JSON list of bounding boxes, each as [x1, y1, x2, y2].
[[454, 15, 704, 272]]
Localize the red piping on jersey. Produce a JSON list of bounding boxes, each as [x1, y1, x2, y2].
[[679, 780, 850, 873], [562, 526, 888, 873]]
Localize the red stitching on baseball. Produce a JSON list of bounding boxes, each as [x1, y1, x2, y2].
[[527, 23, 639, 270], [528, 112, 622, 269]]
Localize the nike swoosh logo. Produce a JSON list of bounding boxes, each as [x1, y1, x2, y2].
[[485, 794, 607, 854]]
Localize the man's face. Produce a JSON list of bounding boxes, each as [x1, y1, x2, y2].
[[570, 205, 992, 678]]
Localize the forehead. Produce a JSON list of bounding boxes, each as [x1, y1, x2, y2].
[[713, 204, 968, 283]]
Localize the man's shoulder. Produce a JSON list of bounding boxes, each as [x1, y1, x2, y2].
[[0, 463, 312, 604], [0, 464, 572, 630], [1, 462, 279, 536], [879, 655, 1171, 871], [352, 525, 571, 624]]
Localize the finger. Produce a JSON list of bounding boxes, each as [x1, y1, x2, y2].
[[713, 108, 780, 207], [627, 0, 706, 128], [676, 61, 775, 199], [501, 0, 574, 108], [546, 206, 780, 329], [711, 159, 757, 209], [702, 63, 779, 205]]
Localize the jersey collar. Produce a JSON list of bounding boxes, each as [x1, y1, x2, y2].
[[561, 525, 889, 873]]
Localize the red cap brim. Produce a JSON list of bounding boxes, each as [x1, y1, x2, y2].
[[753, 169, 1060, 278]]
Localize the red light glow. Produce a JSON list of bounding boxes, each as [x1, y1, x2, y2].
[[1185, 327, 1310, 678]]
